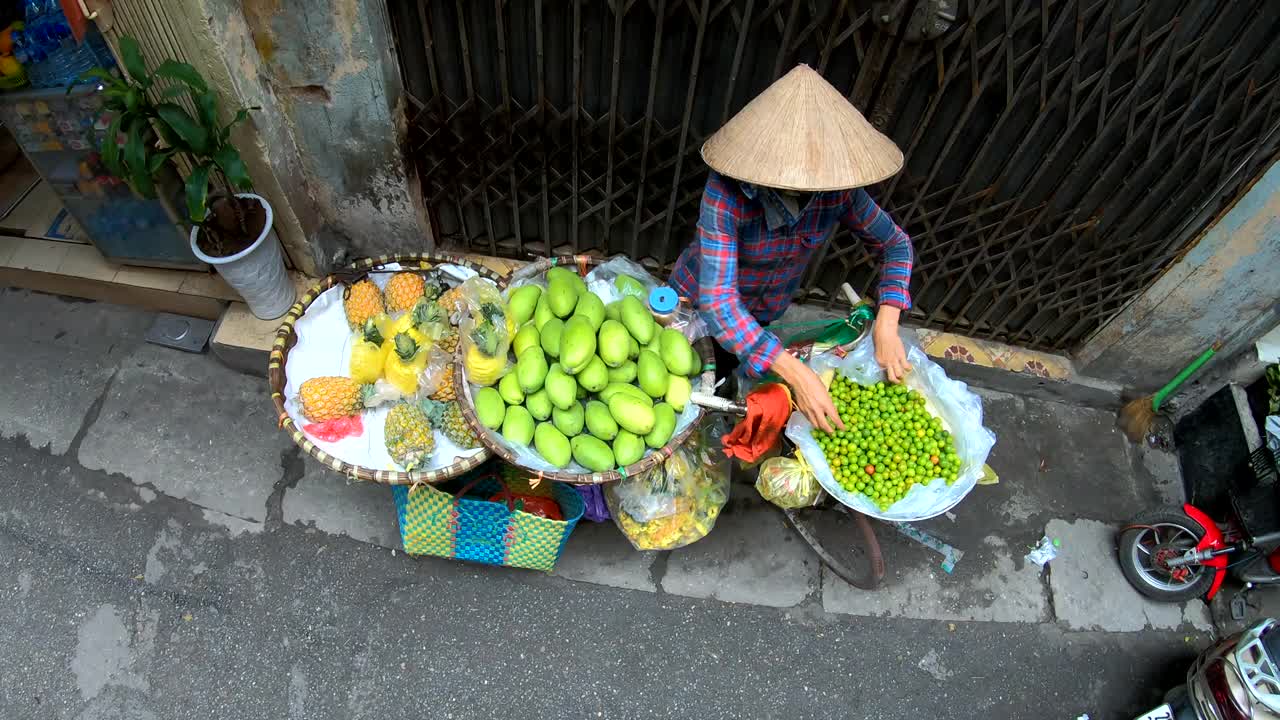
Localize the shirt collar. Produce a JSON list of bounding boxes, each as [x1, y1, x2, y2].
[[740, 182, 810, 230]]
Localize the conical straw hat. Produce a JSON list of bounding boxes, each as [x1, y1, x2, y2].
[[701, 64, 904, 191]]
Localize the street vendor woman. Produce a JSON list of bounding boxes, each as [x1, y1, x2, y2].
[[670, 64, 913, 435]]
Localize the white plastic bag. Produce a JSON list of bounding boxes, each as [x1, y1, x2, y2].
[[784, 330, 996, 521], [585, 256, 661, 304]]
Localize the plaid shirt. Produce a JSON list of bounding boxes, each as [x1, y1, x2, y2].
[[670, 171, 914, 377]]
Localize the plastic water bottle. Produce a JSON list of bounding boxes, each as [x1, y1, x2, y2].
[[21, 0, 101, 89]]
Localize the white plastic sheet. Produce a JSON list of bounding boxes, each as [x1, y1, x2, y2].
[[282, 263, 487, 472], [784, 329, 996, 521]]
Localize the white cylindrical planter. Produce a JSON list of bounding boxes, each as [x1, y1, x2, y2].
[[189, 193, 296, 320]]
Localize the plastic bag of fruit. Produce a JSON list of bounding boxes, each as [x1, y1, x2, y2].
[[457, 276, 512, 387], [755, 453, 824, 509], [784, 329, 995, 521], [606, 420, 730, 550]]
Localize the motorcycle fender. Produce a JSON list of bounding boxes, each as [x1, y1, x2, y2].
[[1183, 503, 1229, 601]]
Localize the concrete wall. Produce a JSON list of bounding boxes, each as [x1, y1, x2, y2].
[[1078, 159, 1280, 394], [181, 0, 429, 275]]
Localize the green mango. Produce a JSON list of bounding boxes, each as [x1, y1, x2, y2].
[[659, 328, 695, 376], [665, 375, 691, 412], [576, 383, 588, 399], [534, 422, 571, 468], [539, 317, 564, 358], [598, 320, 630, 367], [498, 371, 525, 405], [545, 266, 577, 285], [618, 295, 655, 344], [552, 402, 585, 437], [612, 430, 645, 466], [515, 347, 548, 394], [507, 285, 542, 327], [525, 389, 553, 421], [546, 276, 578, 318], [512, 323, 539, 358], [534, 294, 555, 332], [599, 382, 653, 406], [501, 405, 535, 445], [608, 393, 656, 435], [614, 273, 646, 297], [628, 336, 640, 360], [636, 350, 669, 398], [644, 402, 676, 448], [572, 291, 606, 331], [688, 342, 702, 376], [474, 387, 506, 430], [571, 435, 615, 472], [584, 400, 618, 441], [604, 301, 622, 323], [606, 360, 637, 384], [544, 363, 578, 411], [559, 316, 597, 374], [577, 355, 609, 392]]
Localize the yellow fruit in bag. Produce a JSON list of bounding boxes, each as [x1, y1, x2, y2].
[[383, 329, 429, 395], [349, 316, 389, 385], [464, 344, 505, 386]]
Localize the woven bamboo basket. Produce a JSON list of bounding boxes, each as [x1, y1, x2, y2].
[[269, 253, 505, 485], [454, 254, 717, 485]]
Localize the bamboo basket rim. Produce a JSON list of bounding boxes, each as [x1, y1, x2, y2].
[[268, 253, 505, 485], [455, 254, 717, 485]]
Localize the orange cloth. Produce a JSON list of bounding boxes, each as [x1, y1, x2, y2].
[[722, 383, 793, 463]]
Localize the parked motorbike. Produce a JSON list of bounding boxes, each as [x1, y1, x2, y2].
[[1133, 618, 1280, 720], [1118, 449, 1280, 615]]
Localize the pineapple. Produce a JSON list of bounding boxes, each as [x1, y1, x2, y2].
[[463, 318, 505, 386], [384, 402, 435, 470], [429, 364, 456, 402], [383, 329, 429, 396], [436, 325, 460, 354], [349, 317, 388, 384], [438, 401, 480, 449], [437, 285, 466, 317], [421, 273, 447, 303], [384, 272, 425, 313], [343, 279, 384, 329], [298, 376, 372, 422]]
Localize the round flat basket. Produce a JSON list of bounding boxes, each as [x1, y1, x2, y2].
[[269, 253, 505, 485], [455, 254, 717, 485]]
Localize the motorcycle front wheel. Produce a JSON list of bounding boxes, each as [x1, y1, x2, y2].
[[1118, 507, 1216, 602]]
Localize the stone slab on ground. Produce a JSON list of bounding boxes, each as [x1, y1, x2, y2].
[[1048, 517, 1212, 632], [822, 527, 1050, 622], [552, 521, 657, 592], [661, 498, 819, 607], [283, 458, 400, 549], [0, 289, 151, 454], [77, 343, 290, 521]]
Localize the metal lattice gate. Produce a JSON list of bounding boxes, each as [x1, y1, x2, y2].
[[389, 0, 1280, 351]]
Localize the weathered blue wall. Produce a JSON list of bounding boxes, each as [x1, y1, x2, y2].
[[195, 0, 428, 274], [1079, 159, 1280, 391]]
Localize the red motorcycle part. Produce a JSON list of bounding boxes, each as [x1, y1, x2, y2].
[[1184, 503, 1230, 601]]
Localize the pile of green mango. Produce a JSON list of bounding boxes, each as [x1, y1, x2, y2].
[[470, 267, 701, 472]]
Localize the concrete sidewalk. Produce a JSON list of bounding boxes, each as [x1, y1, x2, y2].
[[0, 287, 1220, 718]]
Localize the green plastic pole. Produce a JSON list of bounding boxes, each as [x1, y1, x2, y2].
[[1151, 345, 1219, 412]]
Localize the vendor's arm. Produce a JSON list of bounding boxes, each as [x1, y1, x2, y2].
[[696, 178, 844, 432], [841, 189, 915, 382]]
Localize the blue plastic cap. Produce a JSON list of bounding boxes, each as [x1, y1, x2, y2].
[[648, 286, 678, 314]]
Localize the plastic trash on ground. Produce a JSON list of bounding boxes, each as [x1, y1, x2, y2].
[[1025, 535, 1058, 566]]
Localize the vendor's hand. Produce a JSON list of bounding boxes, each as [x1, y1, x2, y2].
[[874, 306, 912, 383], [772, 351, 845, 433]]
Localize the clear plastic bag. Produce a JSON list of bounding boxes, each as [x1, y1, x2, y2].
[[784, 329, 996, 521], [755, 454, 824, 509], [458, 276, 511, 386], [606, 420, 730, 550], [415, 344, 453, 399], [585, 256, 661, 304]]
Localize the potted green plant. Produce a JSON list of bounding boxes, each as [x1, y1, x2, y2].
[[83, 37, 295, 320]]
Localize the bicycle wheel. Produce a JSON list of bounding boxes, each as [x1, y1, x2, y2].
[[783, 505, 885, 590]]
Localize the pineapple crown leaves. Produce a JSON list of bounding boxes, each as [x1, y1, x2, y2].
[[393, 332, 420, 361], [410, 297, 445, 328], [416, 397, 450, 428], [361, 317, 385, 346], [422, 275, 447, 302], [469, 321, 501, 356], [479, 301, 506, 326]]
